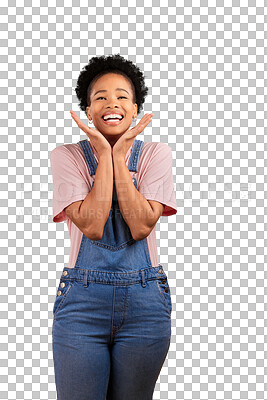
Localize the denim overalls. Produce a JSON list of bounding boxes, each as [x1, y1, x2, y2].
[[52, 138, 172, 400]]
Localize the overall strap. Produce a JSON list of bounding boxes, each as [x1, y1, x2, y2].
[[78, 139, 98, 176], [128, 139, 144, 173], [77, 138, 144, 175]]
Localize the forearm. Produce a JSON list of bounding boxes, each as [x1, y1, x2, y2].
[[79, 151, 113, 238], [113, 156, 154, 241]]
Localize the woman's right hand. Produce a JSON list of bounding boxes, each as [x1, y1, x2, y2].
[[70, 110, 111, 157]]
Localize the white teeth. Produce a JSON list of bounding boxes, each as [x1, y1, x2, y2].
[[103, 114, 123, 121]]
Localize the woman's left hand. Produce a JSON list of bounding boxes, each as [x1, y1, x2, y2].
[[112, 113, 154, 159]]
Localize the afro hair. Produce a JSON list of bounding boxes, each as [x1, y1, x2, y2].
[[74, 54, 149, 116]]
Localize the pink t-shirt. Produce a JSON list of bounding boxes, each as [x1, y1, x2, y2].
[[50, 140, 177, 268]]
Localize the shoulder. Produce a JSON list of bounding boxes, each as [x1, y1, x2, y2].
[[50, 143, 85, 167], [50, 143, 81, 157], [140, 141, 173, 162], [136, 142, 174, 181], [142, 141, 172, 153]]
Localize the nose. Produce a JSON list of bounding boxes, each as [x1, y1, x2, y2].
[[105, 97, 120, 109], [106, 104, 119, 109]]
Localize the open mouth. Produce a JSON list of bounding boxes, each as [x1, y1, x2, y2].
[[102, 115, 124, 125]]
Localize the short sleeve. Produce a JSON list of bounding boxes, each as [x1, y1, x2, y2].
[[139, 143, 177, 217], [50, 146, 90, 223]]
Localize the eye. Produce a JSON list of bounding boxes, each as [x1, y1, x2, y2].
[[96, 96, 127, 100]]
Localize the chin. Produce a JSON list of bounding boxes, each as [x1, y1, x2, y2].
[[105, 130, 128, 136], [97, 124, 131, 135]]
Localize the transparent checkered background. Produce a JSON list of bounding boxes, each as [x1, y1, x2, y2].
[[1, 0, 266, 399]]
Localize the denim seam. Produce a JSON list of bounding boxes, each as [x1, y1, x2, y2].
[[61, 275, 164, 286], [68, 265, 160, 274], [78, 140, 97, 175], [128, 139, 144, 172], [128, 139, 137, 172], [143, 237, 152, 266], [111, 285, 130, 335], [87, 238, 136, 251], [74, 233, 86, 266], [134, 140, 144, 171]]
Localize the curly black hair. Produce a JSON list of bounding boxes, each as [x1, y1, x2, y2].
[[74, 54, 149, 117]]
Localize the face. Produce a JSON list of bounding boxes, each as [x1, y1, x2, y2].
[[86, 73, 138, 143]]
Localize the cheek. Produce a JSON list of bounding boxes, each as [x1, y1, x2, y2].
[[125, 106, 135, 117]]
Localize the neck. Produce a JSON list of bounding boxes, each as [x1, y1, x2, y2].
[[101, 133, 124, 147]]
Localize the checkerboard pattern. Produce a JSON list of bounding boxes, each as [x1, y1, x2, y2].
[[1, 1, 266, 399]]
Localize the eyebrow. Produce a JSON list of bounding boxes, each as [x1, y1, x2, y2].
[[93, 88, 130, 97]]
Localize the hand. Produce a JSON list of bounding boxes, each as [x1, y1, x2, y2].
[[70, 110, 112, 157], [112, 113, 154, 159]]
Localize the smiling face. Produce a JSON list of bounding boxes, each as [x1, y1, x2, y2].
[[86, 73, 138, 143]]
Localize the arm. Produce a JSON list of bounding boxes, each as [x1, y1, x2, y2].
[[65, 151, 113, 240], [113, 155, 164, 241]]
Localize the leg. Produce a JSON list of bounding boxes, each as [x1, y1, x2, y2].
[[52, 280, 115, 400], [53, 332, 111, 400], [106, 335, 171, 400], [106, 279, 172, 400]]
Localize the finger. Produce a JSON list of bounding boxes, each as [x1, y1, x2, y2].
[[70, 111, 95, 134], [137, 113, 151, 123], [142, 114, 153, 123], [70, 110, 84, 125], [135, 114, 153, 127], [115, 113, 153, 138], [136, 115, 153, 130], [137, 113, 154, 125], [129, 117, 153, 137], [143, 112, 154, 119]]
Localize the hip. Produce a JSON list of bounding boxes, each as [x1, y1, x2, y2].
[[52, 264, 173, 328]]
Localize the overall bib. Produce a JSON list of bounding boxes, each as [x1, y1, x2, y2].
[[52, 138, 172, 400]]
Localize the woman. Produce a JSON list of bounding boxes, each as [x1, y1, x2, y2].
[[50, 54, 177, 400]]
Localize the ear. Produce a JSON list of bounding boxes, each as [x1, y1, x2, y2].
[[133, 103, 138, 119]]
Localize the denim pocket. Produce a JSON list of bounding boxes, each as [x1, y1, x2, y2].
[[155, 277, 172, 316], [53, 279, 74, 318]]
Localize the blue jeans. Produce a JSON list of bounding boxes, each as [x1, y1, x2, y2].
[[52, 139, 172, 399], [52, 266, 172, 400]]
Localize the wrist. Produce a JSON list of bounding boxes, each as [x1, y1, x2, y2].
[[112, 151, 125, 163], [113, 156, 125, 166], [99, 150, 112, 160]]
